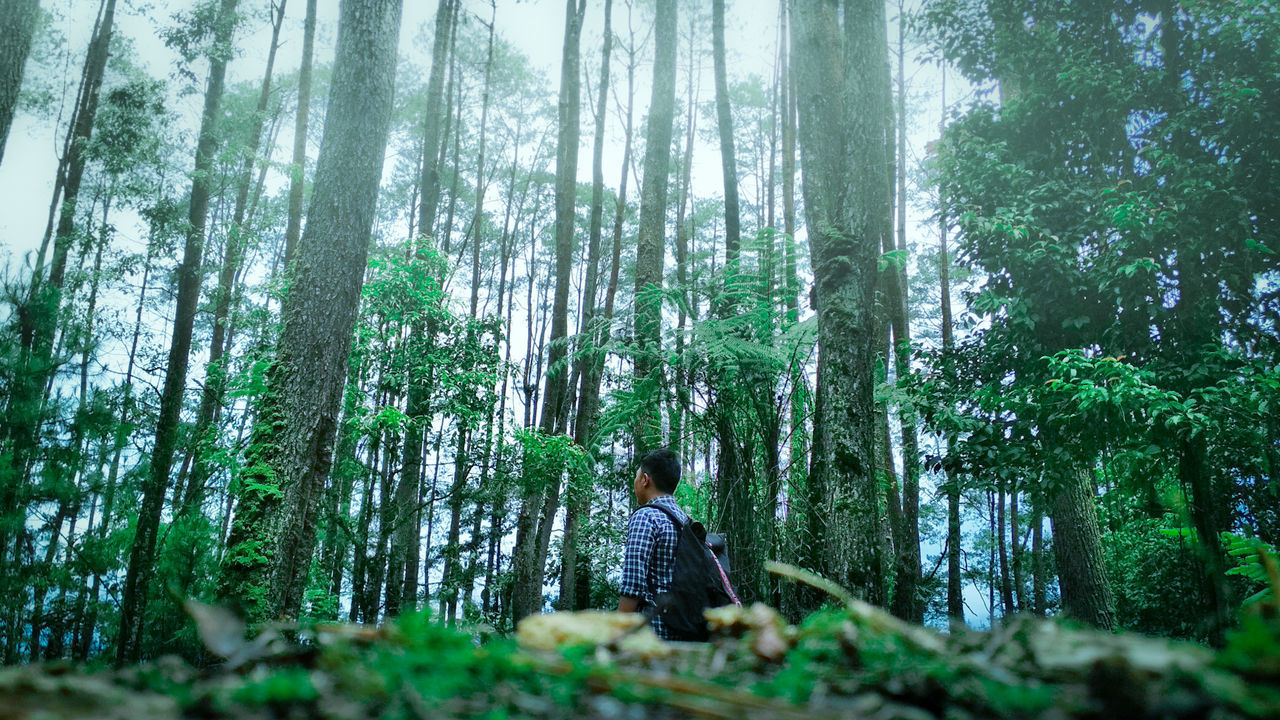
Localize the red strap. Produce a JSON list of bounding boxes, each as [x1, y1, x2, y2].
[[707, 542, 743, 607]]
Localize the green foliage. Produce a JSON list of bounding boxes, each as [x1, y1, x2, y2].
[[1223, 533, 1279, 607]]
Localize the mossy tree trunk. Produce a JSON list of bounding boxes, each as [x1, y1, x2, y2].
[[218, 0, 403, 624], [792, 0, 893, 606]]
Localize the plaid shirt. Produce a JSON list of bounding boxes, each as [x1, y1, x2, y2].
[[620, 495, 687, 639]]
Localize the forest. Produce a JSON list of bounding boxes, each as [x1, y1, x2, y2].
[[0, 0, 1278, 714]]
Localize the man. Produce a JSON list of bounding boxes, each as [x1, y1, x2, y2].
[[618, 447, 688, 639]]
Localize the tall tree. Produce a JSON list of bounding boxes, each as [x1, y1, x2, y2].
[[510, 0, 588, 622], [183, 0, 290, 515], [632, 0, 679, 456], [792, 0, 893, 605], [711, 0, 740, 268], [282, 0, 317, 270], [116, 0, 237, 665], [0, 0, 40, 166], [218, 0, 404, 623], [561, 0, 613, 611], [387, 0, 456, 620], [936, 62, 964, 625], [0, 2, 116, 553], [888, 0, 921, 623]]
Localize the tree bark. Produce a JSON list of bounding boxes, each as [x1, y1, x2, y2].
[[217, 0, 403, 623], [0, 0, 40, 167], [936, 62, 964, 626], [712, 0, 740, 268], [184, 0, 288, 516], [116, 0, 234, 665], [560, 0, 613, 611], [792, 0, 893, 605], [1048, 465, 1116, 630], [282, 0, 317, 270], [632, 0, 679, 456], [888, 0, 921, 623]]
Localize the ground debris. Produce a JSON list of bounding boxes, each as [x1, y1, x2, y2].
[[3, 604, 1279, 720]]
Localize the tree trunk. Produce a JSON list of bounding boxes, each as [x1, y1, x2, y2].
[[1011, 485, 1026, 611], [889, 0, 921, 623], [282, 0, 317, 270], [0, 0, 40, 166], [1048, 466, 1115, 630], [997, 483, 1014, 616], [632, 0, 678, 456], [560, 0, 612, 611], [184, 0, 288, 515], [217, 0, 403, 623], [388, 0, 455, 620], [792, 0, 892, 605], [417, 0, 455, 243], [115, 0, 234, 665], [509, 0, 588, 622], [937, 63, 964, 626], [1031, 495, 1046, 616], [712, 0, 740, 268]]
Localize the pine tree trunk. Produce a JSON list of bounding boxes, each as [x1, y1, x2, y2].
[[116, 0, 235, 665], [217, 0, 403, 623], [890, 0, 921, 622], [184, 0, 288, 516], [1011, 486, 1026, 611], [390, 0, 455, 619], [0, 0, 40, 166], [936, 64, 964, 626], [632, 0, 678, 456], [560, 0, 613, 612], [508, 0, 587, 622], [792, 0, 892, 605], [712, 0, 740, 267], [282, 0, 317, 270]]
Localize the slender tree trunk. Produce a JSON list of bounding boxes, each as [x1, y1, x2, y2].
[[1031, 495, 1046, 616], [1011, 485, 1026, 611], [889, 0, 921, 622], [116, 0, 235, 665], [389, 0, 455, 619], [417, 0, 455, 243], [792, 0, 892, 605], [218, 0, 404, 623], [511, 0, 587, 621], [936, 62, 964, 626], [632, 0, 678, 456], [185, 0, 288, 515], [560, 0, 613, 611], [670, 16, 695, 462], [282, 0, 317, 270], [712, 0, 741, 270], [997, 483, 1014, 616]]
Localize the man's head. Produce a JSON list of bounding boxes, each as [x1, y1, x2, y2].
[[633, 447, 680, 504]]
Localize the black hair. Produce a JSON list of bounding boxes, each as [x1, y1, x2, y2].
[[639, 448, 680, 494]]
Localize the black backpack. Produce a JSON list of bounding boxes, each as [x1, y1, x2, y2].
[[636, 503, 736, 641]]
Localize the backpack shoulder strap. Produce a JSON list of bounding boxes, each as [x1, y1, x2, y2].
[[635, 502, 685, 530]]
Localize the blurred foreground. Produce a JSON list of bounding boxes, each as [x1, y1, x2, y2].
[[3, 592, 1280, 720]]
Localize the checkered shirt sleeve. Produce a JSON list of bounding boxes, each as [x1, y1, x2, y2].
[[619, 509, 660, 600]]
